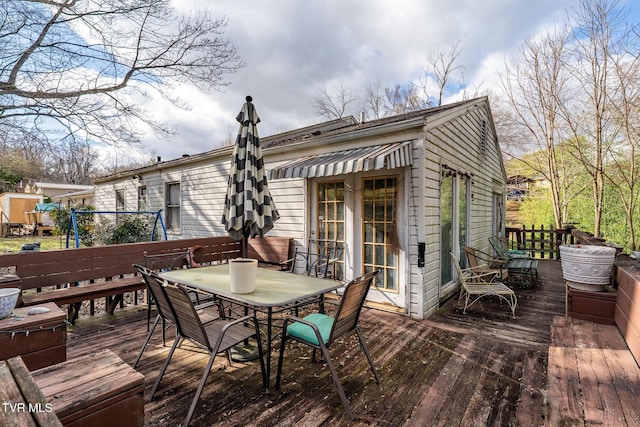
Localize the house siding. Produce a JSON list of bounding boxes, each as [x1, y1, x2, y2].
[[93, 97, 506, 320], [415, 104, 505, 318]]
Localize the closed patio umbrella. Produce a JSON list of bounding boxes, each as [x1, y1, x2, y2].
[[222, 96, 280, 256]]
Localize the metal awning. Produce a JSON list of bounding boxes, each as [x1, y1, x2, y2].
[[269, 141, 413, 179]]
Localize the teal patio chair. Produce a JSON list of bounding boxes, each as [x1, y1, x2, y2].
[[275, 270, 381, 420]]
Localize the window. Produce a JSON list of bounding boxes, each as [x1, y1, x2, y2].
[[316, 181, 345, 279], [115, 189, 125, 212], [165, 182, 180, 231], [137, 186, 147, 211], [362, 176, 398, 292]]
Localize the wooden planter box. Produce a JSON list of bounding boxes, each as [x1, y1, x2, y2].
[[615, 267, 640, 365], [33, 349, 144, 427], [566, 286, 617, 325], [0, 302, 66, 370]]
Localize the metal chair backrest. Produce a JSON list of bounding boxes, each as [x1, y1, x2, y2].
[[489, 237, 508, 258], [291, 238, 342, 279], [450, 253, 469, 284], [144, 250, 191, 271], [133, 264, 177, 325], [462, 246, 481, 269], [328, 270, 379, 344], [162, 282, 210, 350]]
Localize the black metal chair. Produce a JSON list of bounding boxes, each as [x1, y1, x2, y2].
[[151, 281, 267, 427], [275, 270, 381, 420], [289, 238, 342, 280]]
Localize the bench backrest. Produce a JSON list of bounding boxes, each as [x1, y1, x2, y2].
[[0, 236, 241, 292], [247, 237, 291, 264]]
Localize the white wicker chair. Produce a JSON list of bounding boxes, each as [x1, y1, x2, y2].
[[451, 252, 517, 318]]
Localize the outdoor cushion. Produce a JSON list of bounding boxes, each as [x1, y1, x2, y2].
[[287, 313, 334, 345]]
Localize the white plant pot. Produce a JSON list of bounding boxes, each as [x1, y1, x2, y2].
[[0, 288, 20, 319], [229, 259, 258, 294], [560, 245, 616, 291]]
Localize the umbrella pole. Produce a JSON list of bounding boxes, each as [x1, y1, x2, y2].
[[241, 236, 248, 258], [231, 234, 260, 362]]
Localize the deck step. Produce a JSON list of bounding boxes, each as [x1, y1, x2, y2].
[[546, 316, 640, 427]]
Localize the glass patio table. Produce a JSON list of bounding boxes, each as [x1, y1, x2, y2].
[[160, 264, 342, 388]]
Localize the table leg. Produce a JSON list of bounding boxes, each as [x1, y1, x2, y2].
[[266, 307, 273, 390]]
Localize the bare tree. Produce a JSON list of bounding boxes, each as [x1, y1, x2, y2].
[[0, 0, 243, 148], [563, 0, 630, 237], [384, 83, 427, 115], [604, 30, 640, 250], [46, 140, 99, 185], [501, 26, 574, 228], [312, 82, 356, 120], [418, 40, 465, 106], [360, 80, 386, 120]]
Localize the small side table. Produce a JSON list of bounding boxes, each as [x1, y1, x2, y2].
[[0, 302, 67, 370], [507, 259, 539, 288]]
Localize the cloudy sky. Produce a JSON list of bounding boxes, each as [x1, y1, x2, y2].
[[126, 0, 632, 162]]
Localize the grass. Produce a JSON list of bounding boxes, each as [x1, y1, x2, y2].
[[0, 236, 68, 253]]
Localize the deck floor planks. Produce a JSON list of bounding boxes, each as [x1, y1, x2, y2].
[[590, 322, 640, 426], [516, 348, 547, 427], [547, 316, 640, 427], [572, 319, 627, 426], [60, 260, 639, 426], [547, 316, 583, 426], [404, 334, 474, 425]]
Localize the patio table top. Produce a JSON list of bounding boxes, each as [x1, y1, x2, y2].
[[160, 264, 342, 307]]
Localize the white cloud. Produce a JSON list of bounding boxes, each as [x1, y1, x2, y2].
[[128, 0, 592, 162]]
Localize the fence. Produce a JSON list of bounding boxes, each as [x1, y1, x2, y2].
[[505, 226, 578, 259]]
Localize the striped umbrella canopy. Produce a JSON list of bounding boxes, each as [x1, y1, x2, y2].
[[222, 96, 280, 245]]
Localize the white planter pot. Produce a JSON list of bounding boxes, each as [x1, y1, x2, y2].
[[0, 288, 20, 319], [560, 245, 616, 291], [229, 259, 258, 294]]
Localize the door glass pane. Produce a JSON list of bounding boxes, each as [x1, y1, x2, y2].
[[440, 172, 454, 285], [316, 181, 345, 280], [362, 176, 399, 292], [458, 178, 469, 268]]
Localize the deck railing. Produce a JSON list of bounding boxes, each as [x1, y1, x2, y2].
[[505, 226, 576, 259], [505, 225, 623, 259]]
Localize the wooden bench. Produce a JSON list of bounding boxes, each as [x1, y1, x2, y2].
[[247, 237, 292, 269], [32, 349, 144, 427], [0, 356, 63, 427], [0, 236, 241, 323]]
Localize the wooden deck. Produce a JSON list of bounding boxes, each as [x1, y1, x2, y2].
[[63, 260, 640, 426], [547, 317, 640, 426]]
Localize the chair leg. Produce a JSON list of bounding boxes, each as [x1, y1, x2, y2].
[[356, 327, 380, 384], [275, 319, 290, 390], [146, 291, 153, 331], [183, 352, 217, 427], [161, 318, 167, 346], [134, 314, 161, 368], [150, 335, 181, 400], [318, 343, 354, 420]]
